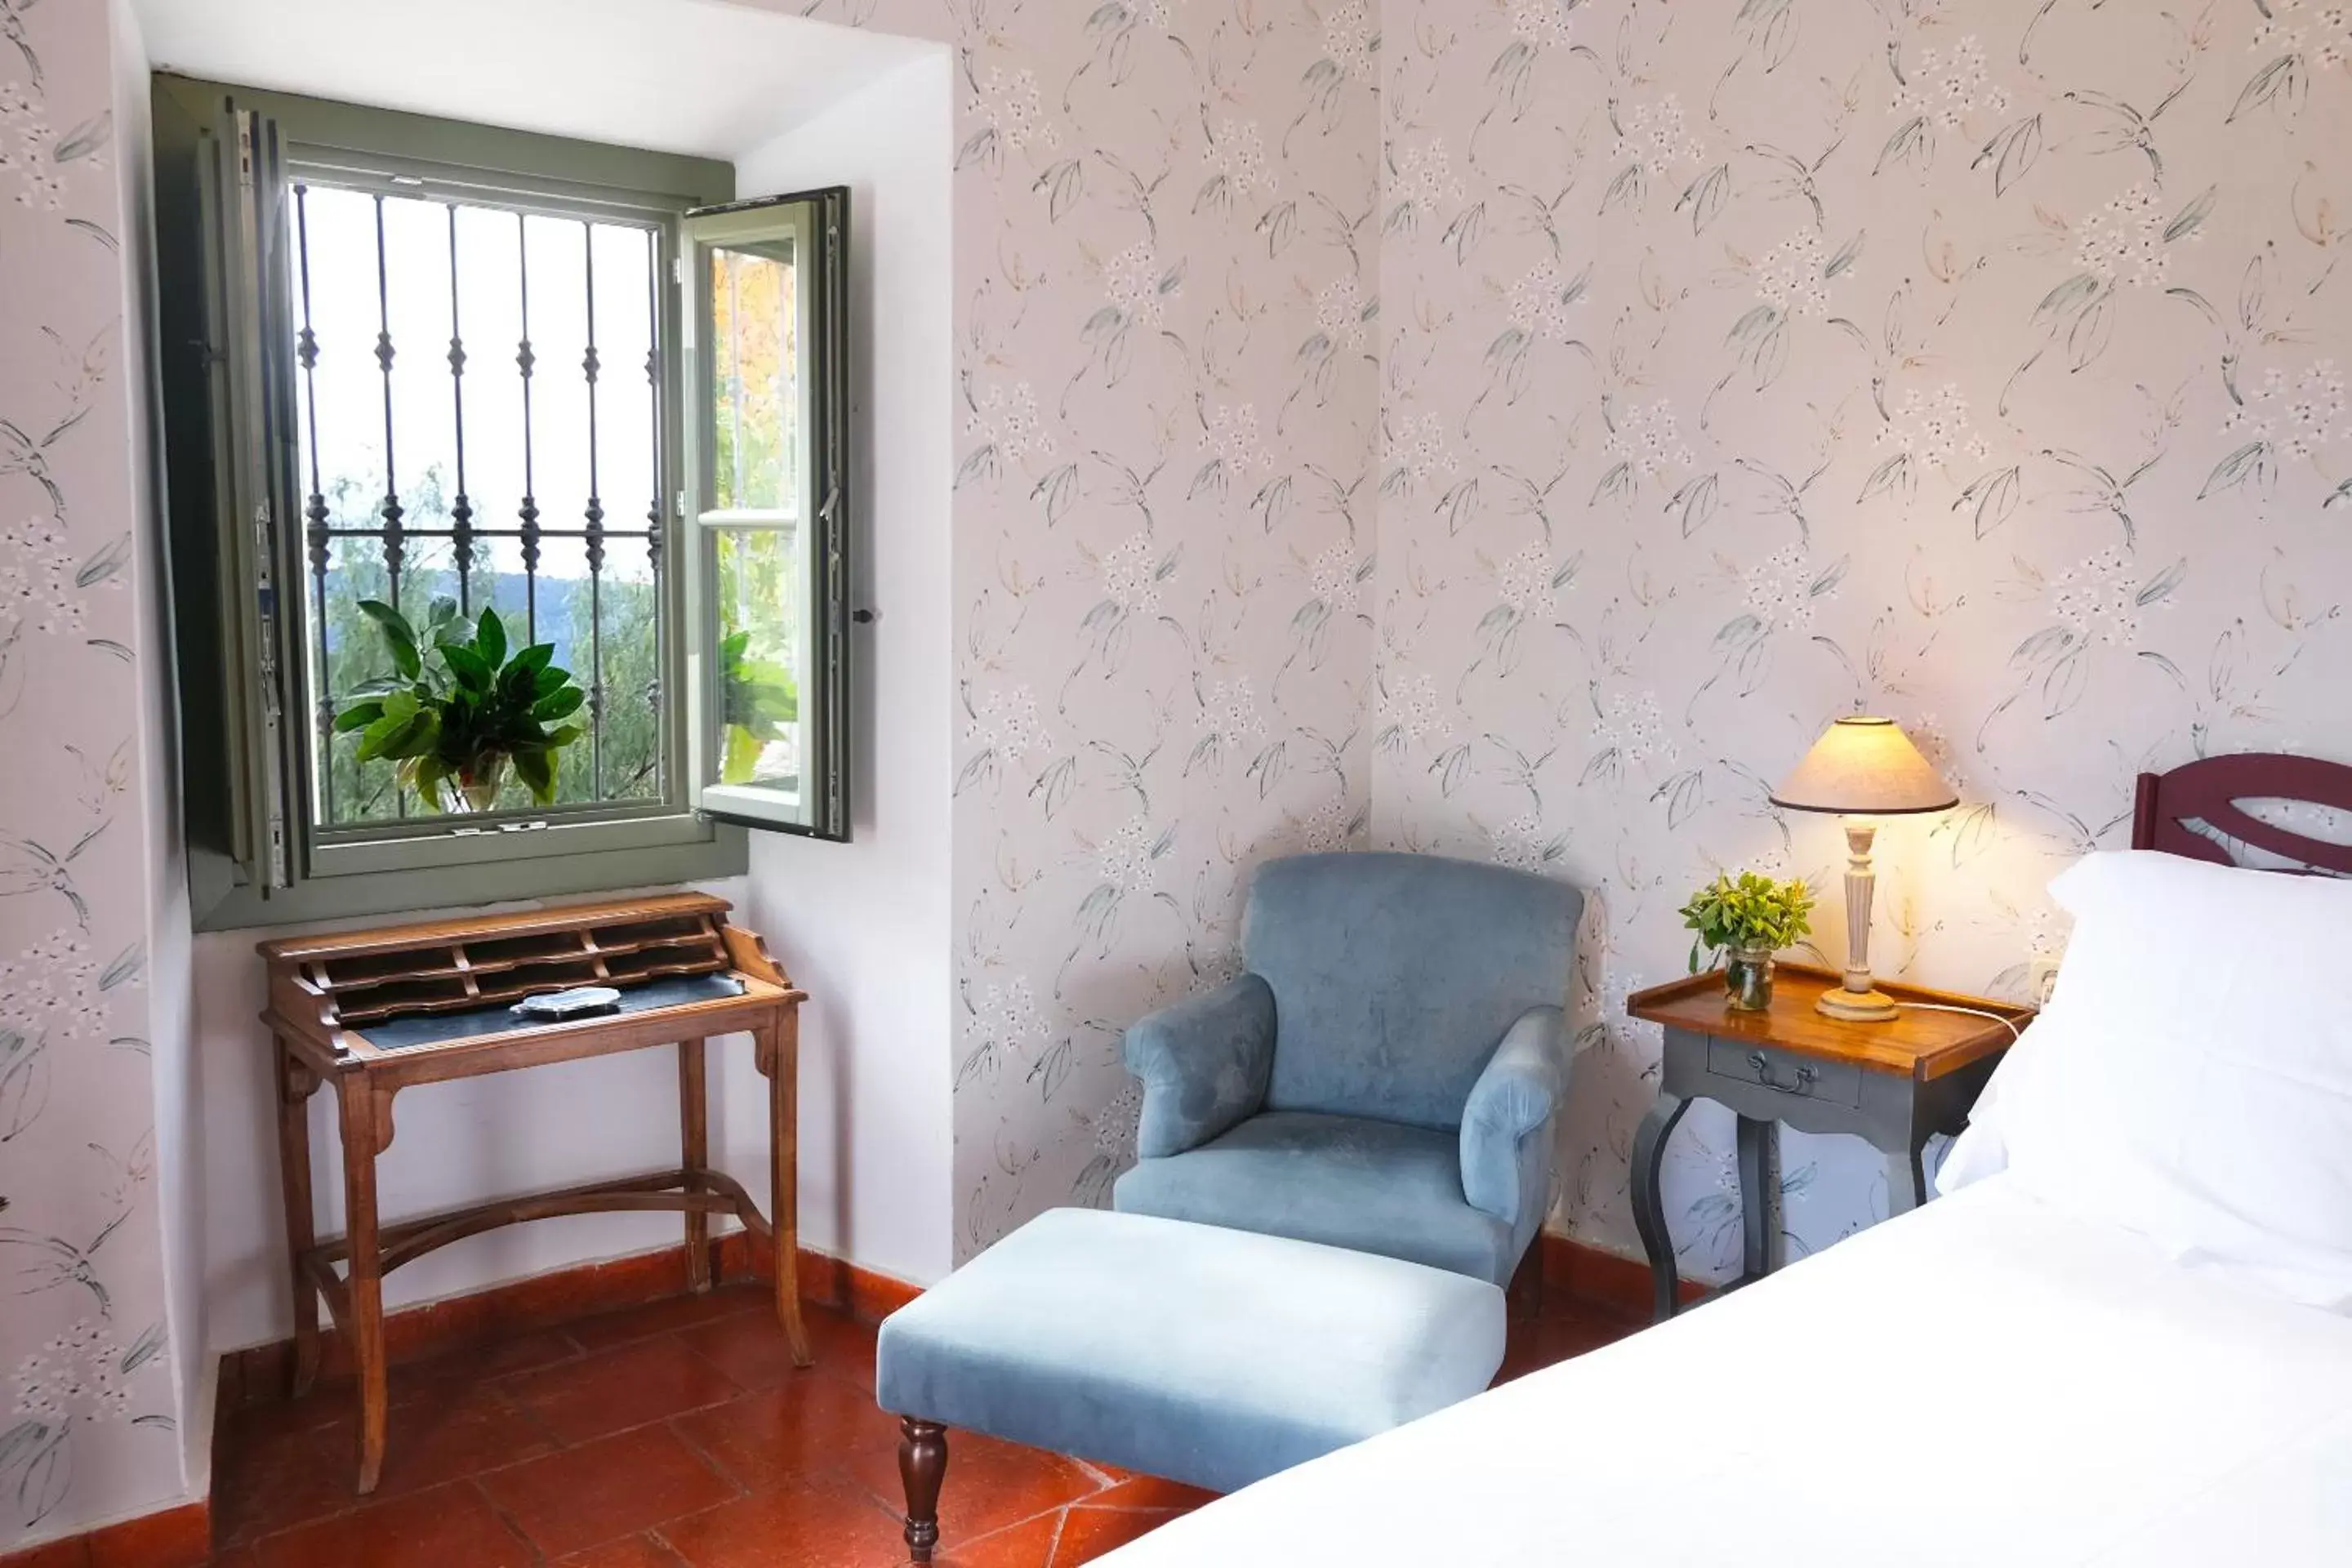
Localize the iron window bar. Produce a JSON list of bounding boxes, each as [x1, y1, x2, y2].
[[286, 176, 670, 831]]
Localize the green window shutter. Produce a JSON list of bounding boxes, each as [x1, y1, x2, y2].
[[679, 189, 851, 842], [191, 98, 305, 898]]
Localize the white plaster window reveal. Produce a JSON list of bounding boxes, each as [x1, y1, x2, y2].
[[1611, 96, 1707, 179], [972, 67, 1060, 155], [966, 382, 1057, 462], [1382, 411, 1459, 487], [965, 685, 1058, 768], [1589, 691, 1679, 767], [1100, 532, 1166, 613], [1602, 397, 1693, 479], [2050, 546, 2158, 647], [1097, 815, 1161, 893], [1197, 676, 1268, 748], [1105, 242, 1174, 328], [1745, 544, 1833, 632], [1497, 541, 1562, 617], [1391, 139, 1464, 220], [1510, 0, 1577, 50], [1199, 403, 1272, 474], [1203, 119, 1276, 201], [1324, 1, 1377, 82], [1874, 383, 1992, 467], [1508, 256, 1584, 343], [2222, 360, 2350, 460], [1308, 542, 1363, 612], [1316, 274, 1370, 351], [2076, 183, 2182, 290]]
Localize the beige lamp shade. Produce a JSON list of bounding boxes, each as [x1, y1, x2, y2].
[[1769, 716, 1958, 816]]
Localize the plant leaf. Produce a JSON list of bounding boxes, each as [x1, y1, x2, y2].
[[532, 687, 586, 722], [474, 607, 507, 667]]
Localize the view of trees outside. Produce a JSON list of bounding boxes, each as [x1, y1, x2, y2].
[[706, 238, 807, 796], [292, 184, 667, 826]]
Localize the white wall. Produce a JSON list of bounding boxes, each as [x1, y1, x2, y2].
[[196, 879, 762, 1352], [730, 49, 956, 1287], [112, 0, 210, 1501]]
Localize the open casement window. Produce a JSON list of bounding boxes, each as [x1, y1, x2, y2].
[[156, 78, 746, 928], [680, 190, 851, 840]]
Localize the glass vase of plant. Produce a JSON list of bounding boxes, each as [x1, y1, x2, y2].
[[1679, 871, 1816, 1013], [332, 597, 589, 813]]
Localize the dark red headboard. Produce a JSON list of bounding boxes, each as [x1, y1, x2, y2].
[[2132, 753, 2352, 875]]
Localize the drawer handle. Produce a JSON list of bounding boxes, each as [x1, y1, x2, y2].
[[1748, 1052, 1817, 1094]]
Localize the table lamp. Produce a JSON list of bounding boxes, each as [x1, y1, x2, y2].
[[1768, 716, 1958, 1022]]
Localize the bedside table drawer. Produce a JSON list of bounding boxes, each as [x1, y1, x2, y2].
[[1705, 1039, 1862, 1108]]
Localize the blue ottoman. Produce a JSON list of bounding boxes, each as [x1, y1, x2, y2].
[[875, 1207, 1506, 1562]]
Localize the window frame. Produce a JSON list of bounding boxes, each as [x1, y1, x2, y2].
[[154, 74, 751, 931], [679, 190, 853, 842]]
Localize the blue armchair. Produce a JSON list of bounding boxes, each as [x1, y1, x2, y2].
[[1112, 852, 1583, 1286]]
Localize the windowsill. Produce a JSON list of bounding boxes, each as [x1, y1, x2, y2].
[[189, 815, 750, 932]]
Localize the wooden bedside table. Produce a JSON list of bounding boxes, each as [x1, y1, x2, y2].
[[1624, 963, 2034, 1324]]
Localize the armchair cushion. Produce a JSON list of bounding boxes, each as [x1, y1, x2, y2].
[[1113, 1111, 1518, 1285], [1123, 974, 1277, 1160], [1245, 853, 1581, 1129], [1459, 1006, 1570, 1254]]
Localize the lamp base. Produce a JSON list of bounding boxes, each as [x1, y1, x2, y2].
[[1815, 987, 1900, 1023]]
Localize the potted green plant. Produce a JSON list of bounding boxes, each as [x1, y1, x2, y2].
[[1679, 871, 1815, 1011], [717, 628, 799, 786], [333, 597, 588, 813]]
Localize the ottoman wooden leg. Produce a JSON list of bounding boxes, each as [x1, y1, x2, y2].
[[898, 1418, 948, 1564]]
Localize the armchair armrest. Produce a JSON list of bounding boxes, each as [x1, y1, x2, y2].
[[1122, 973, 1277, 1159], [1459, 1005, 1570, 1226]]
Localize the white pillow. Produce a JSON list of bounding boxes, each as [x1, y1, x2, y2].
[[1993, 849, 2352, 1311]]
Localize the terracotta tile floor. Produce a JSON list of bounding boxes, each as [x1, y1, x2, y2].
[[207, 1284, 1640, 1567]]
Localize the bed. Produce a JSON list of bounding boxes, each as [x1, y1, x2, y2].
[[1102, 754, 2352, 1566]]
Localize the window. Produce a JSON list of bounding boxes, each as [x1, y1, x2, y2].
[[682, 194, 849, 835], [152, 77, 851, 929]]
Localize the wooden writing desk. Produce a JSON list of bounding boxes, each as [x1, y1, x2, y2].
[[260, 892, 810, 1493]]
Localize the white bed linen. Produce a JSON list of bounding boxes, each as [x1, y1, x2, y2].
[[1099, 1177, 2352, 1567]]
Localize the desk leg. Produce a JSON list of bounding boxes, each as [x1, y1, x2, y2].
[[760, 1017, 813, 1366], [274, 1039, 321, 1400], [1630, 1093, 1689, 1324], [1736, 1116, 1783, 1281], [1886, 1132, 1930, 1218], [679, 1038, 711, 1294], [336, 1079, 388, 1495]]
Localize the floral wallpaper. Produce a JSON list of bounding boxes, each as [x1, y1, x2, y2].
[[11, 0, 2348, 1536], [1374, 0, 2352, 1272], [788, 0, 1381, 1261], [786, 0, 2352, 1277], [0, 0, 182, 1547]]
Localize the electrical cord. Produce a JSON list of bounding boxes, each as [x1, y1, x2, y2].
[[1896, 1001, 2023, 1041]]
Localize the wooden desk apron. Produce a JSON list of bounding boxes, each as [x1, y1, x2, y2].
[[259, 891, 812, 1494]]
